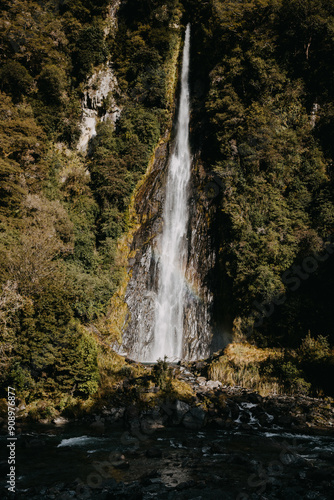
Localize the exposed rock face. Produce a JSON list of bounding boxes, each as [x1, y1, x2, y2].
[[77, 66, 120, 153], [183, 164, 216, 359], [77, 1, 121, 153], [121, 141, 169, 361], [121, 138, 217, 361], [103, 0, 121, 36]]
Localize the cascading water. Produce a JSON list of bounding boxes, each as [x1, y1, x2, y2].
[[121, 24, 216, 362], [148, 24, 191, 362]]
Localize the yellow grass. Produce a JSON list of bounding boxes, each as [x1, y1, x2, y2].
[[208, 342, 285, 396]]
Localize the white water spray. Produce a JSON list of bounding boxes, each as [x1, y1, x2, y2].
[[149, 25, 191, 362]]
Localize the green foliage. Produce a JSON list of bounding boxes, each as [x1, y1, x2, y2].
[[0, 61, 34, 102], [152, 357, 173, 390], [187, 0, 334, 347], [63, 0, 110, 23], [1, 0, 333, 406], [38, 64, 67, 105], [89, 104, 161, 242], [298, 333, 330, 363], [0, 0, 182, 406], [73, 26, 108, 81], [258, 334, 334, 395]]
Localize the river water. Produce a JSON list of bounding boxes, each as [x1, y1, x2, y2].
[[1, 423, 334, 499]]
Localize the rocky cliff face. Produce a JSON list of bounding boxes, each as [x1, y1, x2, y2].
[[121, 138, 218, 361], [77, 66, 121, 153], [77, 0, 121, 153]]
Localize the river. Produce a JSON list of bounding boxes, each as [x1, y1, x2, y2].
[[1, 421, 334, 499]]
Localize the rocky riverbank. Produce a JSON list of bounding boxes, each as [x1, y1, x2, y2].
[[6, 360, 334, 435], [82, 362, 334, 436], [2, 362, 334, 500]]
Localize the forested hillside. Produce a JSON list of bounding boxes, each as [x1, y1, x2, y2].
[[186, 0, 334, 348], [0, 0, 333, 410], [0, 0, 183, 407]]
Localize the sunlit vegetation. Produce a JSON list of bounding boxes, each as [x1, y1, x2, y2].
[[0, 0, 334, 413], [207, 337, 334, 396], [187, 0, 334, 348], [0, 0, 183, 409]]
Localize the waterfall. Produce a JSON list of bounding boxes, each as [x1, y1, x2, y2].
[[148, 25, 191, 362], [122, 23, 215, 362]]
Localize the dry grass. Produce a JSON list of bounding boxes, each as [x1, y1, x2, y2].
[[224, 342, 283, 364], [208, 342, 286, 396]]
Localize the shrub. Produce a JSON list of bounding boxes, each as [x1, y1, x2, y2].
[[152, 357, 171, 390], [38, 65, 67, 105], [0, 61, 34, 102], [298, 333, 330, 364], [73, 26, 108, 81]]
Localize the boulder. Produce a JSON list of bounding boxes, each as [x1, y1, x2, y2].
[[276, 414, 293, 427], [52, 417, 69, 425], [182, 407, 206, 430], [90, 420, 105, 433], [112, 459, 130, 469], [173, 400, 191, 424], [196, 377, 207, 386], [206, 380, 222, 390], [248, 392, 263, 404], [145, 447, 163, 458]]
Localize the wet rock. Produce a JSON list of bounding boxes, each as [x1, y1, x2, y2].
[[140, 469, 161, 485], [228, 401, 240, 420], [306, 467, 334, 481], [23, 438, 46, 448], [248, 392, 263, 404], [143, 483, 163, 493], [90, 419, 105, 433], [293, 414, 307, 426], [318, 451, 334, 461], [229, 453, 250, 465], [141, 417, 164, 434], [173, 400, 191, 424], [276, 414, 293, 427], [129, 418, 142, 435], [258, 412, 273, 426], [183, 407, 206, 430], [212, 417, 225, 427], [125, 405, 140, 420], [176, 479, 196, 490], [210, 442, 226, 454], [112, 459, 130, 469], [279, 488, 304, 500], [103, 407, 125, 422], [146, 447, 163, 458]]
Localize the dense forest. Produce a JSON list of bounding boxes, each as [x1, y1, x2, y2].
[[0, 0, 334, 412], [187, 0, 334, 350]]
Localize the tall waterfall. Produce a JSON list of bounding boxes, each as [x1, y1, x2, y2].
[[122, 23, 215, 362], [149, 25, 191, 362]]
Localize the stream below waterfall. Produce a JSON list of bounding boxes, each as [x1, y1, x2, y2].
[[1, 423, 334, 499]]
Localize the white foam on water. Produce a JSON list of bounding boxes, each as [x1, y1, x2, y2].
[[57, 436, 102, 448]]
